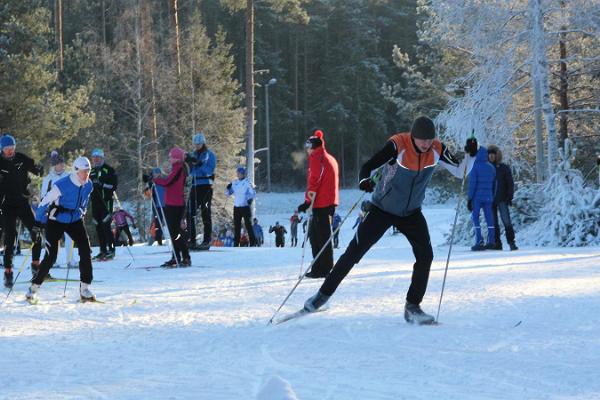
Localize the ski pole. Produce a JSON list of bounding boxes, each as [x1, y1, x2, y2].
[[298, 215, 312, 278], [153, 184, 179, 266], [268, 191, 367, 325], [2, 245, 33, 305], [435, 149, 471, 323], [114, 191, 136, 267]]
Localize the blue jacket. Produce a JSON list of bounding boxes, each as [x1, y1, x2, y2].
[[152, 183, 166, 208], [189, 148, 216, 186], [468, 147, 496, 202], [36, 175, 93, 224], [253, 223, 263, 241]]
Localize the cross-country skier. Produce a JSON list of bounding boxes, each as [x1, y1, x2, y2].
[[225, 166, 257, 247], [0, 133, 44, 288], [26, 156, 96, 303], [303, 116, 473, 325], [269, 222, 287, 248], [252, 218, 264, 246], [112, 206, 136, 246], [154, 147, 191, 267], [289, 211, 302, 247], [89, 148, 118, 260], [297, 129, 339, 278], [185, 133, 216, 250]]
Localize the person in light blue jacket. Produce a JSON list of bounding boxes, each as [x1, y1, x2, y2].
[[466, 138, 497, 251], [225, 167, 257, 247]]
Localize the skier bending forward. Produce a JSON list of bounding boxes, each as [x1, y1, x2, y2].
[[303, 116, 473, 325], [26, 157, 96, 303]]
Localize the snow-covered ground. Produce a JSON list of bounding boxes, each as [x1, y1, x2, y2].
[[2, 190, 600, 400]]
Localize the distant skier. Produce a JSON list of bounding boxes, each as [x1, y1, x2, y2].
[[153, 147, 191, 267], [225, 167, 257, 247], [0, 133, 44, 288], [269, 222, 287, 248], [303, 116, 474, 325], [466, 138, 496, 251], [112, 206, 136, 246], [252, 218, 264, 246], [331, 213, 342, 248], [185, 133, 216, 250], [144, 167, 166, 246], [487, 145, 518, 251], [289, 211, 302, 247], [90, 148, 118, 260], [26, 157, 96, 303], [297, 129, 339, 278]]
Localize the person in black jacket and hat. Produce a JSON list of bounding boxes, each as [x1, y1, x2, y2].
[[487, 145, 518, 251]]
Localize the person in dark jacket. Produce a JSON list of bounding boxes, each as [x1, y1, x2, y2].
[[269, 222, 287, 248], [488, 145, 518, 250], [303, 116, 475, 325], [466, 139, 496, 251], [0, 133, 44, 288], [289, 211, 302, 247], [90, 148, 118, 260], [297, 129, 339, 278]]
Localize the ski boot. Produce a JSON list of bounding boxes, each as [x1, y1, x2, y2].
[[492, 243, 503, 250], [180, 258, 192, 267], [161, 258, 178, 268], [305, 270, 328, 279], [92, 252, 107, 261], [484, 242, 497, 250], [304, 291, 330, 312], [103, 249, 116, 260], [26, 284, 40, 304], [79, 282, 96, 302], [4, 269, 14, 289], [198, 241, 211, 251], [509, 242, 519, 251], [404, 301, 435, 325], [471, 242, 486, 251]]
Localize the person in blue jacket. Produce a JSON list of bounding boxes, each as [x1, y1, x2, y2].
[[466, 138, 496, 251], [185, 133, 216, 250], [252, 218, 264, 246], [26, 156, 97, 303]]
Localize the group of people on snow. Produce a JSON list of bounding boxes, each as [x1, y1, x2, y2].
[[1, 115, 519, 322]]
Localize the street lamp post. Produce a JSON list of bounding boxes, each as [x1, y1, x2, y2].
[[265, 78, 277, 192]]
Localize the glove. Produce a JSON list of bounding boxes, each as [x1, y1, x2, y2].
[[33, 164, 44, 176], [247, 198, 253, 206], [359, 178, 375, 193], [226, 183, 232, 191], [297, 202, 310, 213], [184, 153, 197, 164], [464, 138, 478, 157], [467, 200, 473, 212]]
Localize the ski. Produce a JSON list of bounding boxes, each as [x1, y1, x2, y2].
[[79, 297, 105, 304], [134, 264, 210, 270], [26, 297, 39, 305], [273, 307, 328, 325]]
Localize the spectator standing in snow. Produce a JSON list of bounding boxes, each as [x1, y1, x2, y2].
[[252, 218, 264, 246], [466, 138, 496, 251], [90, 148, 118, 260], [225, 167, 257, 247], [289, 211, 302, 247], [487, 145, 518, 251], [297, 129, 339, 278], [269, 222, 287, 248]]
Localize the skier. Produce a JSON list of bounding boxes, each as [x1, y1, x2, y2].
[[26, 156, 96, 303], [466, 138, 496, 251], [352, 211, 364, 229], [144, 167, 166, 246], [41, 151, 78, 269], [0, 133, 44, 288], [252, 218, 264, 246], [289, 211, 302, 247], [303, 116, 473, 325], [112, 206, 136, 246], [89, 148, 118, 260], [153, 147, 191, 267], [225, 167, 257, 247], [487, 145, 518, 251], [185, 133, 216, 250], [297, 129, 339, 279], [331, 212, 342, 248], [269, 222, 287, 248]]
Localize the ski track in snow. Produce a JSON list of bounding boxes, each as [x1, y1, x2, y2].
[[1, 191, 600, 399]]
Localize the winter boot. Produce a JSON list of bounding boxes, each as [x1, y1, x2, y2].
[[4, 269, 14, 289], [92, 251, 107, 261], [180, 258, 192, 267], [484, 242, 497, 250], [509, 242, 519, 251], [161, 258, 178, 268], [404, 301, 435, 325], [79, 282, 96, 302], [304, 291, 330, 312], [198, 242, 211, 251], [470, 243, 486, 251], [103, 249, 115, 260], [492, 243, 503, 250], [26, 284, 40, 304]]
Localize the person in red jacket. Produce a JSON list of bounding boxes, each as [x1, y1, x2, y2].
[[297, 129, 339, 278], [153, 147, 191, 267]]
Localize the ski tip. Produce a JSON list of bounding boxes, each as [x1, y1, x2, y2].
[[513, 320, 522, 328]]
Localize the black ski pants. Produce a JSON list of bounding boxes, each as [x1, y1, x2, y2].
[[92, 204, 114, 253], [187, 185, 213, 244], [309, 206, 335, 276], [33, 219, 92, 285], [233, 206, 256, 247], [2, 203, 42, 268], [165, 205, 190, 262], [320, 206, 434, 305], [115, 225, 134, 246]]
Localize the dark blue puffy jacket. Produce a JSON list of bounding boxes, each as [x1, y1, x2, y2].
[[468, 147, 496, 202]]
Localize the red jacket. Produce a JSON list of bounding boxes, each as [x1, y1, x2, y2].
[[153, 162, 187, 207], [305, 146, 339, 208]]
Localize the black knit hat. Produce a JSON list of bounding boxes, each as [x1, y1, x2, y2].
[[305, 129, 324, 149], [410, 116, 436, 140]]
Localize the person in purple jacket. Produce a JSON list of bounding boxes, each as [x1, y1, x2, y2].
[[465, 138, 497, 251], [112, 206, 136, 246]]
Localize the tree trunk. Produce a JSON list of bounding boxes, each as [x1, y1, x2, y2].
[[245, 0, 255, 185], [170, 0, 181, 76], [150, 66, 159, 166], [558, 1, 569, 144], [55, 0, 64, 72]]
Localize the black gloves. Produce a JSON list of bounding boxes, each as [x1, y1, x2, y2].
[[185, 153, 198, 165], [297, 202, 310, 213], [464, 138, 478, 157], [226, 183, 232, 191], [33, 164, 44, 176], [247, 198, 253, 206], [467, 200, 473, 212], [359, 178, 375, 193]]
